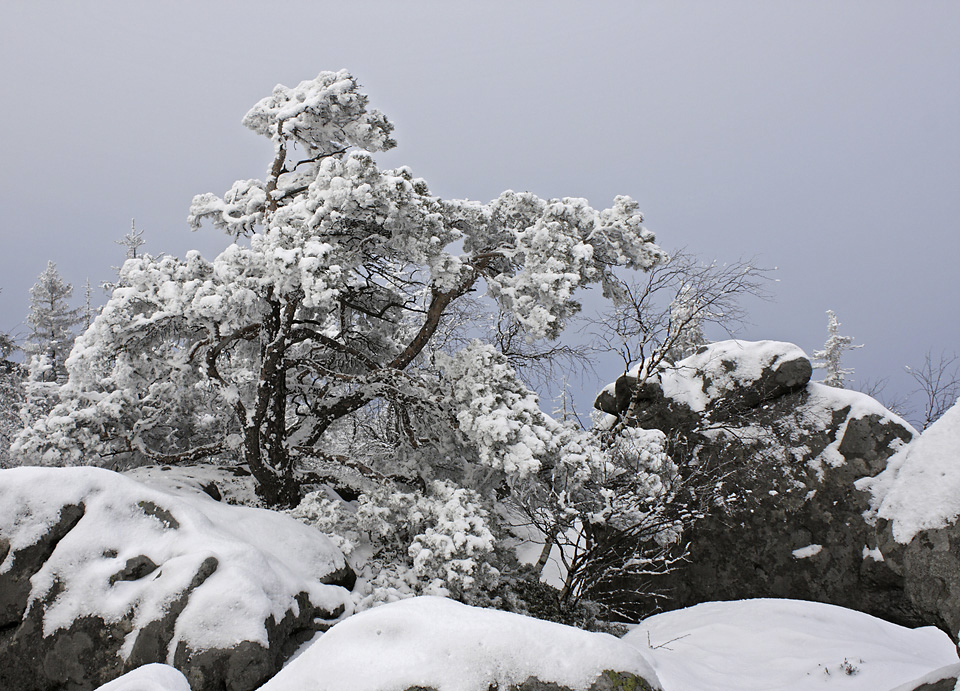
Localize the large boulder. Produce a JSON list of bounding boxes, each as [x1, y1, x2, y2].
[[259, 596, 660, 691], [0, 466, 354, 691], [595, 340, 918, 626], [858, 400, 960, 640]]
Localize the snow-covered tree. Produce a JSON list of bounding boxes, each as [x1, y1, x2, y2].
[[117, 219, 146, 259], [24, 261, 83, 380], [0, 329, 23, 469], [16, 70, 667, 508], [812, 309, 863, 388], [82, 278, 97, 329]]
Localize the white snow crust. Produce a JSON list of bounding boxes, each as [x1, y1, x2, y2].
[[0, 467, 349, 660], [92, 664, 190, 691], [623, 598, 958, 691], [124, 463, 260, 506], [858, 399, 960, 543], [791, 544, 823, 559], [258, 596, 661, 691]]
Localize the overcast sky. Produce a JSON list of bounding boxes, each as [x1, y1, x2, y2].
[[1, 2, 957, 423]]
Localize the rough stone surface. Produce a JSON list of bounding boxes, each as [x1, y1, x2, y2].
[[0, 503, 85, 631], [595, 340, 920, 629], [912, 678, 960, 691], [173, 592, 322, 691], [875, 520, 960, 642], [399, 671, 653, 691]]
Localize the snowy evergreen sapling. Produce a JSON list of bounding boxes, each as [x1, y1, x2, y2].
[[813, 309, 863, 388], [24, 261, 83, 380]]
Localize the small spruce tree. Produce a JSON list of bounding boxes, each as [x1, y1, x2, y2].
[[812, 309, 863, 388], [25, 262, 83, 380]]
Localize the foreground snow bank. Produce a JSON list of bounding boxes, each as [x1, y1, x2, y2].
[[623, 598, 958, 691], [259, 596, 661, 691], [858, 399, 960, 543]]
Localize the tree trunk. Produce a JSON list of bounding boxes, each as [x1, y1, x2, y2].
[[243, 297, 302, 508]]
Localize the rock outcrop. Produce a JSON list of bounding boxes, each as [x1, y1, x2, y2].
[[0, 466, 353, 691], [596, 340, 920, 628]]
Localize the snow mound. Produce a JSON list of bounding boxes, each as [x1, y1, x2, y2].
[[259, 596, 661, 691], [0, 466, 350, 657], [623, 598, 958, 691], [93, 664, 190, 691], [858, 399, 960, 543]]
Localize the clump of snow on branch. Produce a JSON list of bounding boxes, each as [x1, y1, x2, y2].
[[437, 341, 560, 478], [242, 69, 396, 156], [465, 193, 666, 339], [290, 480, 498, 609]]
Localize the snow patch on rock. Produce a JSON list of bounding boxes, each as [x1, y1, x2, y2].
[[858, 399, 960, 543], [792, 544, 823, 559]]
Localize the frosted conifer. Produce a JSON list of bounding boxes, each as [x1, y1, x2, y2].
[[812, 309, 863, 388], [25, 262, 83, 380]]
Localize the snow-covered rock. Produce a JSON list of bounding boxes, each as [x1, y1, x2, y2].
[[858, 400, 960, 640], [596, 339, 812, 418], [594, 340, 918, 627], [0, 466, 354, 691], [259, 596, 661, 691], [623, 598, 958, 691], [860, 399, 960, 543]]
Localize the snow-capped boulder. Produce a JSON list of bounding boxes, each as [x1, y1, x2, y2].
[[596, 340, 812, 420], [858, 400, 960, 640], [595, 340, 917, 627], [259, 596, 661, 691], [0, 467, 354, 691]]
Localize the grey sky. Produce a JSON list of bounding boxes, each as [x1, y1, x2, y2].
[[1, 2, 957, 423]]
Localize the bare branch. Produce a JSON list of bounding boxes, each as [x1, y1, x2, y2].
[[906, 350, 960, 430]]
